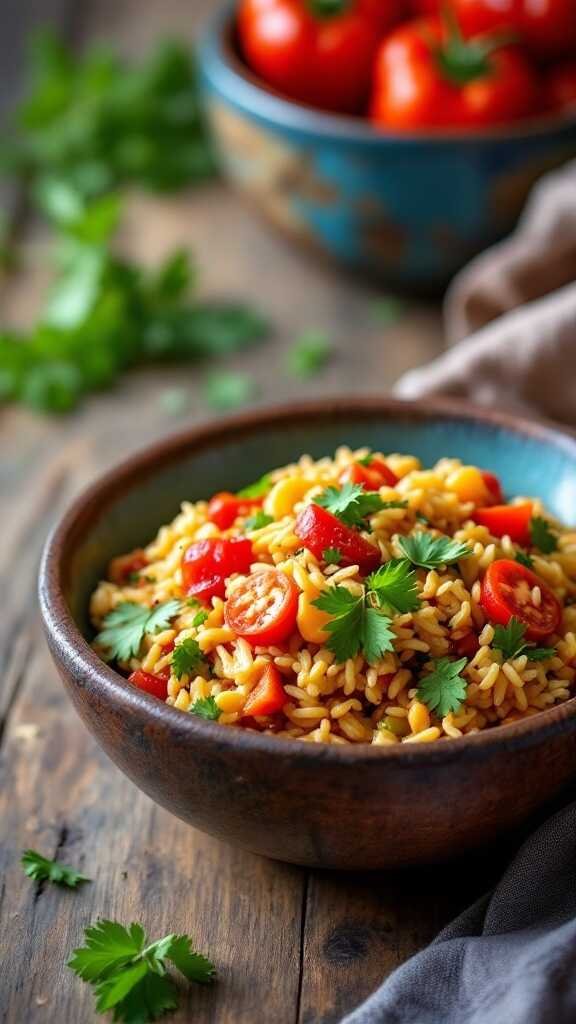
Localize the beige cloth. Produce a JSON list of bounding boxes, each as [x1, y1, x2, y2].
[[395, 161, 576, 427]]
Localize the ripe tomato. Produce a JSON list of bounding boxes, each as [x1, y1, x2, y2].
[[207, 491, 263, 530], [237, 0, 400, 114], [480, 560, 562, 639], [243, 663, 287, 717], [457, 0, 576, 60], [340, 457, 398, 490], [295, 503, 381, 573], [181, 538, 253, 602], [472, 502, 532, 544], [370, 17, 538, 130], [480, 471, 504, 506], [224, 569, 299, 645], [547, 63, 576, 113], [128, 669, 169, 700]]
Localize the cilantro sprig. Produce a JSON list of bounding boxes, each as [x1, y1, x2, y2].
[[189, 696, 220, 721], [417, 657, 468, 718], [530, 516, 558, 554], [68, 919, 215, 1023], [244, 511, 274, 531], [515, 551, 534, 570], [492, 618, 555, 662], [367, 559, 421, 614], [95, 599, 182, 663], [323, 547, 342, 565], [21, 849, 90, 889], [237, 473, 272, 499], [315, 483, 384, 528], [171, 638, 205, 680], [398, 533, 472, 569], [313, 586, 395, 664]]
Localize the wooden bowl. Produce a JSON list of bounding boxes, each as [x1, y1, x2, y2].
[[39, 398, 576, 869]]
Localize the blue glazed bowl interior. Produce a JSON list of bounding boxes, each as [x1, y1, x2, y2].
[[65, 406, 576, 639]]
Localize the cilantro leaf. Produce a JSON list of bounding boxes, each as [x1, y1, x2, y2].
[[95, 599, 182, 662], [398, 533, 472, 569], [172, 638, 205, 680], [68, 921, 146, 982], [530, 516, 558, 554], [204, 371, 256, 411], [156, 935, 216, 984], [21, 849, 89, 889], [189, 696, 220, 721], [367, 559, 420, 614], [515, 550, 534, 569], [323, 547, 342, 565], [237, 474, 272, 499], [192, 610, 209, 628], [106, 972, 177, 1024], [362, 607, 396, 664], [287, 330, 331, 378], [315, 483, 384, 528], [244, 511, 274, 531], [312, 586, 395, 664], [417, 657, 468, 718], [380, 500, 409, 511], [492, 617, 555, 662]]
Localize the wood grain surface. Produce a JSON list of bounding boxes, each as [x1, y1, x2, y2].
[[0, 2, 506, 1022]]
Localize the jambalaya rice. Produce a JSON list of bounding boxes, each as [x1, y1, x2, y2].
[[90, 447, 576, 745]]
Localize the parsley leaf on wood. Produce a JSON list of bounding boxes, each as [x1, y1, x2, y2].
[[312, 586, 395, 665], [398, 533, 472, 569], [21, 849, 89, 888], [530, 516, 558, 554], [189, 696, 220, 721], [287, 330, 331, 378], [315, 483, 384, 528], [171, 638, 205, 680], [367, 559, 420, 614], [244, 511, 274, 531], [204, 371, 256, 411], [492, 617, 555, 662], [417, 657, 468, 718], [95, 599, 182, 662], [323, 547, 342, 565]]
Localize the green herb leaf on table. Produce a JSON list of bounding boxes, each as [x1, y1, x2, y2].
[[367, 559, 421, 614], [417, 657, 468, 718], [244, 511, 274, 531], [323, 547, 342, 565], [530, 516, 558, 554], [21, 849, 90, 888], [312, 586, 395, 665], [315, 483, 384, 528], [189, 696, 220, 721], [515, 550, 534, 570], [287, 330, 331, 378], [204, 371, 256, 411], [398, 533, 472, 569], [95, 599, 182, 662], [172, 638, 205, 680], [237, 474, 272, 499], [492, 617, 555, 662]]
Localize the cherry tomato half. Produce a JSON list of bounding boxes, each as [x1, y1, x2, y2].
[[225, 569, 299, 646], [128, 669, 169, 701], [181, 538, 253, 602], [340, 457, 398, 491], [480, 471, 504, 506], [472, 502, 532, 544], [481, 560, 562, 640], [207, 492, 263, 531], [295, 503, 381, 574], [243, 663, 287, 717]]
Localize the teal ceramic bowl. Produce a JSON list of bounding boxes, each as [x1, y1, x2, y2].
[[199, 4, 576, 292], [39, 399, 576, 869]]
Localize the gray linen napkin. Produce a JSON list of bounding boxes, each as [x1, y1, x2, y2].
[[341, 801, 576, 1024], [395, 160, 576, 427]]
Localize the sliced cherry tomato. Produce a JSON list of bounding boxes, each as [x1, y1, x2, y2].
[[547, 63, 576, 113], [453, 632, 480, 658], [295, 503, 381, 574], [371, 16, 538, 130], [181, 538, 253, 602], [243, 663, 287, 717], [480, 559, 562, 640], [340, 457, 398, 491], [128, 669, 168, 700], [207, 491, 263, 531], [238, 0, 400, 115], [472, 502, 532, 544], [224, 569, 299, 645], [480, 471, 504, 506]]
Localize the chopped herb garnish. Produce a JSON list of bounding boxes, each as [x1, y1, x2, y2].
[[515, 550, 534, 569], [367, 559, 421, 614], [189, 696, 220, 721], [172, 638, 205, 680], [416, 513, 431, 525], [237, 473, 272, 499], [530, 516, 558, 554], [398, 533, 472, 569], [244, 510, 274, 531], [417, 657, 468, 718], [127, 571, 141, 584], [357, 453, 374, 467], [381, 500, 409, 511], [313, 585, 395, 665], [192, 610, 209, 628], [21, 849, 89, 889], [68, 919, 215, 1024], [492, 617, 555, 662], [95, 599, 182, 662], [204, 371, 256, 411], [315, 483, 384, 528], [287, 330, 331, 378], [323, 547, 342, 565]]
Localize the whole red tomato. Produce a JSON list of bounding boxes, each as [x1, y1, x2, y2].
[[547, 63, 576, 113], [370, 16, 539, 130], [409, 0, 576, 59], [238, 0, 402, 114]]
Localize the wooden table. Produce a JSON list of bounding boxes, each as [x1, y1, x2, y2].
[[0, 2, 511, 1021]]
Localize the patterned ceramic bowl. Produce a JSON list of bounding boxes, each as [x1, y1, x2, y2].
[[199, 4, 576, 292]]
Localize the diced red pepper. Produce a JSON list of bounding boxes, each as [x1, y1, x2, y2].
[[207, 491, 263, 530], [340, 457, 398, 491], [480, 471, 504, 506], [181, 538, 253, 602], [243, 664, 286, 717], [472, 502, 532, 544], [128, 669, 168, 701], [295, 503, 381, 574]]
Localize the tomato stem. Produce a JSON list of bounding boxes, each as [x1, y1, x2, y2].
[[307, 0, 350, 18], [430, 4, 516, 87]]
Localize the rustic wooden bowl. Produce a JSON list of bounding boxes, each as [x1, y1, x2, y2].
[[39, 398, 576, 869]]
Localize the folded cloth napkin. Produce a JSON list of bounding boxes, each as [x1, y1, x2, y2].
[[395, 160, 576, 428], [341, 800, 576, 1024]]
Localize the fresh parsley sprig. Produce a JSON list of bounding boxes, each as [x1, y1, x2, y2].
[[417, 657, 468, 718], [171, 638, 205, 680], [398, 533, 472, 569], [313, 586, 395, 664], [367, 559, 420, 614], [189, 696, 220, 721], [315, 483, 384, 528], [21, 849, 90, 889], [530, 516, 558, 554], [492, 618, 555, 662], [68, 919, 215, 1024], [95, 599, 182, 663]]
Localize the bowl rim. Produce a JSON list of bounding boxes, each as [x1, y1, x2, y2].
[[39, 395, 576, 768], [200, 2, 576, 147]]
